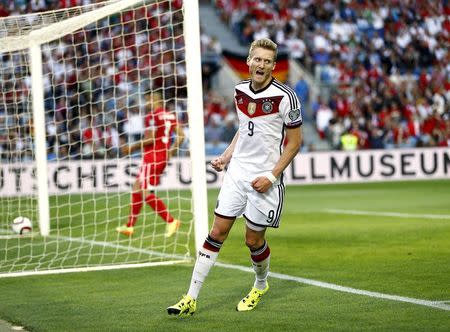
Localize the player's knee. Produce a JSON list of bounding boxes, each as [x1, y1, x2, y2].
[[208, 229, 226, 243], [245, 238, 264, 251]]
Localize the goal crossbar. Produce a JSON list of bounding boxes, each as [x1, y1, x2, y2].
[[0, 0, 141, 53], [30, 0, 144, 47]]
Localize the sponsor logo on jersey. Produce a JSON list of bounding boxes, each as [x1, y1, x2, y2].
[[289, 108, 301, 121], [262, 101, 273, 113], [248, 102, 256, 115], [238, 97, 243, 105]]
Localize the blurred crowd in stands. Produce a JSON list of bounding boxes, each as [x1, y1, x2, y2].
[[0, 0, 224, 161], [215, 0, 449, 150], [0, 0, 449, 163]]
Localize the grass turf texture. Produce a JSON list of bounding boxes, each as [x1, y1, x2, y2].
[[0, 180, 449, 331]]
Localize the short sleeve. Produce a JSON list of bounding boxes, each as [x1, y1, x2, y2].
[[280, 91, 302, 128]]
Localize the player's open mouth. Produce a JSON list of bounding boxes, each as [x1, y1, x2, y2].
[[255, 70, 264, 77]]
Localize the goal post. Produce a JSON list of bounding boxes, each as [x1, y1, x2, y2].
[[0, 0, 209, 277], [29, 41, 50, 236], [183, 1, 209, 253]]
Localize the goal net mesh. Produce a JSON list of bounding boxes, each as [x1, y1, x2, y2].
[[0, 0, 195, 276]]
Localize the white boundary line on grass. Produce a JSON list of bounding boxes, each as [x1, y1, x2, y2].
[[322, 209, 450, 220], [0, 232, 190, 278], [0, 229, 39, 239], [2, 233, 449, 311], [0, 234, 22, 239], [215, 262, 450, 312], [1, 260, 191, 278], [56, 235, 189, 261], [0, 229, 187, 261]]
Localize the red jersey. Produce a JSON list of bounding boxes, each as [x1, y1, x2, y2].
[[143, 107, 177, 164]]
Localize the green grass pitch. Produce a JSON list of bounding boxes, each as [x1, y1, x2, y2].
[[0, 180, 449, 331]]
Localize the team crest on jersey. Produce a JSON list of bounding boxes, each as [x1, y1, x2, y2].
[[262, 101, 273, 114], [247, 102, 256, 115], [289, 108, 301, 121], [237, 97, 243, 105]]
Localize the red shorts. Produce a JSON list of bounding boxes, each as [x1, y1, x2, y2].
[[137, 160, 168, 189]]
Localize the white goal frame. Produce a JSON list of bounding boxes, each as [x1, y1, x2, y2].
[[0, 0, 208, 276]]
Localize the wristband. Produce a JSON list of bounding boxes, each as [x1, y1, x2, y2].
[[265, 172, 277, 184]]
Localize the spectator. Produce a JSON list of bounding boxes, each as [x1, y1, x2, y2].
[[102, 123, 120, 158], [214, 0, 449, 151], [81, 116, 102, 159], [220, 111, 238, 144], [327, 117, 345, 150], [294, 74, 310, 116], [204, 119, 227, 156], [315, 101, 333, 139], [123, 105, 143, 145], [0, 3, 9, 17], [340, 130, 358, 151]]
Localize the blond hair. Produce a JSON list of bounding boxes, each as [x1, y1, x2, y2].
[[248, 38, 278, 61]]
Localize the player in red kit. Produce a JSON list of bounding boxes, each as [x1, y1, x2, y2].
[[117, 91, 185, 238]]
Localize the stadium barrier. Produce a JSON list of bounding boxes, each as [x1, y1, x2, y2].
[[1, 147, 449, 196]]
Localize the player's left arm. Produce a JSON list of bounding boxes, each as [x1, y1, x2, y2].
[[271, 126, 302, 178], [251, 126, 302, 193], [168, 124, 185, 158]]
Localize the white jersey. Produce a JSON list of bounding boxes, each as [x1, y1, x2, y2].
[[227, 78, 302, 182]]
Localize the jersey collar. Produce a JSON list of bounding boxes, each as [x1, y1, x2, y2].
[[249, 77, 274, 94]]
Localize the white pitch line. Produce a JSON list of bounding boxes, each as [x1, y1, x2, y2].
[[215, 262, 450, 312], [0, 229, 38, 239], [55, 235, 189, 261], [0, 235, 22, 240], [0, 228, 187, 260], [0, 260, 190, 278], [2, 234, 449, 311], [0, 234, 190, 279], [323, 209, 450, 220]]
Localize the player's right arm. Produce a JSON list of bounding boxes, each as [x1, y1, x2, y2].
[[121, 128, 155, 155], [211, 131, 239, 172], [168, 124, 185, 158]]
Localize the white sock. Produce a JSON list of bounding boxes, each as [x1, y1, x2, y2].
[[187, 236, 222, 299], [251, 241, 270, 290]]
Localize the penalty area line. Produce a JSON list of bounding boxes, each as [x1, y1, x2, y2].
[[215, 262, 450, 312], [323, 209, 450, 220]]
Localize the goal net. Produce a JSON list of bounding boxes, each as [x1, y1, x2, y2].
[[0, 0, 208, 277]]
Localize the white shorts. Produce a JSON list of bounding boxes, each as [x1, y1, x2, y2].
[[214, 172, 285, 230]]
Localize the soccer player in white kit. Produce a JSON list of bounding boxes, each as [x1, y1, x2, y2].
[[168, 38, 303, 316]]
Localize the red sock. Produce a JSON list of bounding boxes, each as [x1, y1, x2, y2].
[[127, 192, 143, 227], [145, 193, 174, 223]]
